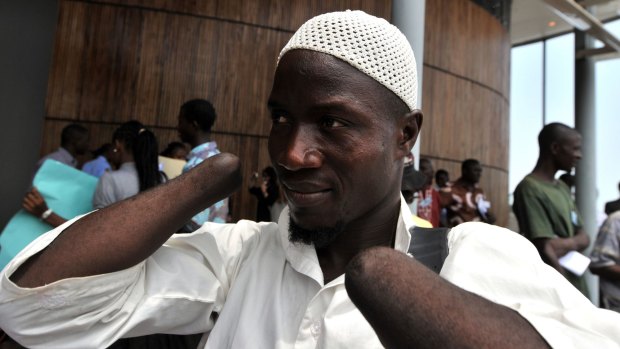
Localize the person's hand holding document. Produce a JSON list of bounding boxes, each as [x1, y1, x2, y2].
[[559, 251, 591, 276]]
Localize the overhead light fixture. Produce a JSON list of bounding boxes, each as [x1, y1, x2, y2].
[[548, 20, 557, 27], [546, 5, 591, 30]]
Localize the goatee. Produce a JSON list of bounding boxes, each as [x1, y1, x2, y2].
[[288, 214, 345, 249]]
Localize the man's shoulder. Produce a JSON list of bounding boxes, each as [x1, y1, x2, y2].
[[514, 175, 537, 190], [194, 220, 282, 248], [605, 199, 620, 210]]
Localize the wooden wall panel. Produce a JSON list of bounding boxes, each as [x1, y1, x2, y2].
[[421, 0, 510, 227], [424, 0, 510, 97], [41, 0, 392, 222], [421, 68, 509, 170], [92, 0, 391, 32]]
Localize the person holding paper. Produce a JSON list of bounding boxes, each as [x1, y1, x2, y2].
[[513, 123, 590, 297], [446, 159, 496, 227]]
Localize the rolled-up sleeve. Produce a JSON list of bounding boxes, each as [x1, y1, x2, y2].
[[441, 222, 620, 349], [0, 216, 259, 348]]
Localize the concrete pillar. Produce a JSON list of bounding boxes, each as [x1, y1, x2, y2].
[[392, 0, 425, 213], [392, 0, 425, 144], [574, 29, 598, 303]]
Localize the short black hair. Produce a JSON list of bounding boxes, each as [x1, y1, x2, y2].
[[538, 123, 577, 152], [435, 169, 448, 181], [61, 123, 88, 147], [461, 159, 479, 172], [180, 99, 217, 132]]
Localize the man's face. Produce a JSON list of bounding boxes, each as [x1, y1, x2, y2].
[[419, 160, 434, 186], [74, 134, 90, 156], [554, 132, 582, 172], [268, 50, 416, 243], [464, 163, 482, 183], [177, 112, 194, 144], [436, 173, 449, 188]]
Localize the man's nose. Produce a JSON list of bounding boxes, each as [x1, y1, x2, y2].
[[277, 127, 323, 171]]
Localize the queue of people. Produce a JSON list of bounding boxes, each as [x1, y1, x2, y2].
[[1, 9, 620, 349]]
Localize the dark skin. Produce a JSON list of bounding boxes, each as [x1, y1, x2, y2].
[[268, 50, 420, 283], [12, 153, 241, 287], [63, 133, 90, 158], [530, 130, 589, 274], [177, 111, 211, 149], [22, 187, 66, 228], [13, 49, 549, 347], [345, 247, 550, 348]]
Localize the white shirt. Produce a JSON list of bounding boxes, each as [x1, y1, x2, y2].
[[1, 199, 619, 348], [92, 162, 140, 209]]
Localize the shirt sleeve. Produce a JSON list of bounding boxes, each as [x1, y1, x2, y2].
[[590, 216, 620, 268], [0, 216, 261, 349], [442, 222, 620, 348], [512, 182, 556, 240], [92, 172, 117, 209]]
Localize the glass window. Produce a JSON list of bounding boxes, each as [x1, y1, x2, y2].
[[509, 42, 544, 198], [595, 19, 620, 213], [545, 33, 575, 126]]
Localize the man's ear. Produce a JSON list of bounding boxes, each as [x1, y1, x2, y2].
[[398, 109, 423, 155]]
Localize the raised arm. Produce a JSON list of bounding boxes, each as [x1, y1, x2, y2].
[[345, 247, 550, 349], [11, 153, 241, 288]]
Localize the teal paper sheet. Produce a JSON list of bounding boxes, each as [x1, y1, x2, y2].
[[0, 160, 98, 270]]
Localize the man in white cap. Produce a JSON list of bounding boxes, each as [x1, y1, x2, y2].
[[1, 10, 619, 349]]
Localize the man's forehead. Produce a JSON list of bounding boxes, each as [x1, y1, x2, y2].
[[270, 50, 399, 113]]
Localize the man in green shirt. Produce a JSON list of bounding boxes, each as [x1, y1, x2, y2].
[[513, 123, 590, 296]]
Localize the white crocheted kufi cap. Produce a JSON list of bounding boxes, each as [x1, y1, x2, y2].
[[278, 10, 418, 111]]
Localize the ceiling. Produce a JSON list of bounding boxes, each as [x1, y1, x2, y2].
[[511, 0, 620, 45]]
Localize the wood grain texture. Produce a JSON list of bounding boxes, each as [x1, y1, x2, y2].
[[86, 0, 391, 32], [424, 0, 510, 97], [42, 0, 392, 221], [421, 0, 510, 227]]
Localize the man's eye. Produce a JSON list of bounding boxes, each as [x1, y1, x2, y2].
[[320, 117, 345, 128], [271, 113, 288, 124]]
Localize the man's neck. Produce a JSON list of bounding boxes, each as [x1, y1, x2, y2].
[[456, 177, 476, 190], [531, 159, 557, 183], [190, 133, 211, 149], [62, 145, 77, 158], [317, 202, 400, 284]]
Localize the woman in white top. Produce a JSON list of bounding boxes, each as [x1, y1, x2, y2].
[[93, 121, 165, 209]]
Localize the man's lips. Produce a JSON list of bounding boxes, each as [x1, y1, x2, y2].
[[281, 181, 332, 208]]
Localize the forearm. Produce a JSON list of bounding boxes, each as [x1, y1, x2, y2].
[[534, 239, 565, 273], [590, 265, 620, 281], [42, 212, 68, 228], [571, 229, 590, 251], [11, 153, 241, 288], [546, 231, 590, 257], [345, 247, 549, 349]]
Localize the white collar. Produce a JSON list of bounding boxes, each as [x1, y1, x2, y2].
[[277, 195, 414, 286]]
